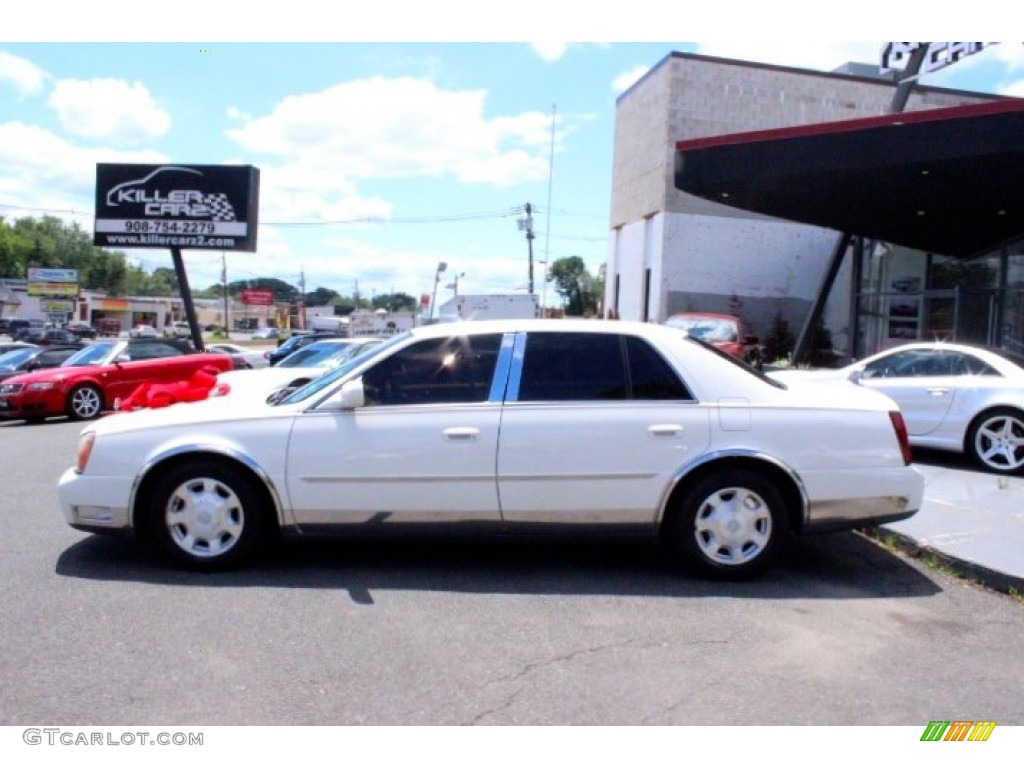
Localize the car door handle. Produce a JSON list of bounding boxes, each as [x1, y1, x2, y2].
[[927, 387, 950, 396], [443, 427, 480, 441], [648, 424, 684, 436]]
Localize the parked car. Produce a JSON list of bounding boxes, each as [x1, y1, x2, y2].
[[0, 341, 36, 356], [264, 331, 342, 366], [769, 342, 1024, 474], [20, 328, 84, 347], [12, 319, 46, 341], [129, 324, 159, 339], [0, 345, 82, 383], [58, 320, 922, 576], [664, 313, 761, 364], [0, 338, 233, 423], [251, 327, 280, 340], [163, 321, 192, 339], [65, 321, 98, 340], [205, 342, 270, 370], [215, 338, 383, 399]]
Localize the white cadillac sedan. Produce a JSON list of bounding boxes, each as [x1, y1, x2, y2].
[[770, 342, 1024, 475], [59, 320, 923, 578]]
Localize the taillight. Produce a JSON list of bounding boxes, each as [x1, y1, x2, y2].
[[889, 411, 913, 465]]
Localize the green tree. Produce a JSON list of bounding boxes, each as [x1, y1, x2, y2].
[[372, 292, 418, 312], [548, 256, 598, 316], [304, 286, 339, 306]]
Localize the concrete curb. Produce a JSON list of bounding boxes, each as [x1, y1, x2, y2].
[[865, 526, 1024, 597]]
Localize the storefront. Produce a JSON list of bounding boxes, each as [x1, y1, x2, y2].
[[673, 98, 1024, 360]]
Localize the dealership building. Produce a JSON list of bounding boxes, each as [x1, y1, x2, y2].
[[605, 50, 1024, 360]]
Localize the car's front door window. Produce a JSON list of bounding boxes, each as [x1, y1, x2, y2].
[[362, 334, 503, 405]]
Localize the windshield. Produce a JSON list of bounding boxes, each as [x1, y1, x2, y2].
[[61, 341, 119, 367], [276, 333, 408, 406], [666, 316, 739, 343], [0, 348, 35, 370], [278, 341, 361, 369]]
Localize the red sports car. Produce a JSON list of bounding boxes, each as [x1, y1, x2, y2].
[[0, 339, 233, 423]]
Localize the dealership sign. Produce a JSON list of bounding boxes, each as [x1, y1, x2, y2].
[[242, 289, 275, 306], [27, 267, 79, 298], [94, 164, 260, 252], [881, 42, 994, 75]]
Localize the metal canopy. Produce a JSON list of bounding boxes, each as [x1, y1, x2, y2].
[[674, 99, 1024, 258]]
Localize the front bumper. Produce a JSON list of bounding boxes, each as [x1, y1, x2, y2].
[[0, 390, 63, 420], [58, 466, 133, 533]]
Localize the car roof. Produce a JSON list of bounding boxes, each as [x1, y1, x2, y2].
[[858, 341, 1024, 373], [399, 319, 704, 349]]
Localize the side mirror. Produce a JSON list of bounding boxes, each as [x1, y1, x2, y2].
[[848, 367, 864, 384], [337, 378, 366, 410]]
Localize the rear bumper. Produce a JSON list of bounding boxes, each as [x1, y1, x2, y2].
[[802, 465, 924, 532]]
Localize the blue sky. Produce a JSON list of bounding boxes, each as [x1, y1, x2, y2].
[[3, 8, 1022, 307]]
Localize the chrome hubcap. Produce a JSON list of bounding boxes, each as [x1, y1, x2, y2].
[[165, 477, 244, 558], [976, 416, 1024, 471], [694, 486, 772, 565]]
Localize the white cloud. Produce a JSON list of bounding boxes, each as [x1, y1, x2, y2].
[[48, 78, 171, 142], [530, 43, 569, 62], [0, 50, 48, 95], [227, 76, 551, 190], [1002, 79, 1024, 97], [612, 65, 650, 94], [0, 121, 166, 228]]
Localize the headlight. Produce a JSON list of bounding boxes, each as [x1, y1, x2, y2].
[[26, 381, 56, 391], [76, 432, 96, 473]]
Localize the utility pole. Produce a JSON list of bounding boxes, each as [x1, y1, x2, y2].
[[221, 251, 230, 340], [519, 203, 535, 294]]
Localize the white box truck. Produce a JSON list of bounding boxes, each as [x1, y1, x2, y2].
[[438, 294, 539, 322]]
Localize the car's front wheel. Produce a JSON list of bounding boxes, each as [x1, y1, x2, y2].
[[146, 461, 269, 569], [966, 408, 1024, 474], [665, 470, 787, 579], [66, 384, 104, 420]]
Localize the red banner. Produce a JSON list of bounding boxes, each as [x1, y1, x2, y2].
[[242, 289, 275, 306]]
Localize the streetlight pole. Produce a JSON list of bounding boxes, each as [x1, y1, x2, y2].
[[430, 261, 447, 320]]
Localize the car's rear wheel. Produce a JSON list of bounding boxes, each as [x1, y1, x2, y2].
[[66, 384, 104, 420], [146, 461, 269, 570], [966, 408, 1024, 474], [666, 470, 786, 579]]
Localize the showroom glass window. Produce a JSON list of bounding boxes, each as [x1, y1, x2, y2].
[[361, 334, 503, 406], [517, 332, 692, 401]]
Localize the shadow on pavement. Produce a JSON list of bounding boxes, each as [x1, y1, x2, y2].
[[55, 528, 942, 603]]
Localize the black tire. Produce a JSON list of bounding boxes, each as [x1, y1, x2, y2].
[[665, 469, 787, 579], [66, 384, 104, 420], [144, 460, 270, 570], [966, 408, 1024, 475]]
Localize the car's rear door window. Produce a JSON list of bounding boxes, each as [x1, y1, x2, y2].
[[517, 332, 691, 401]]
